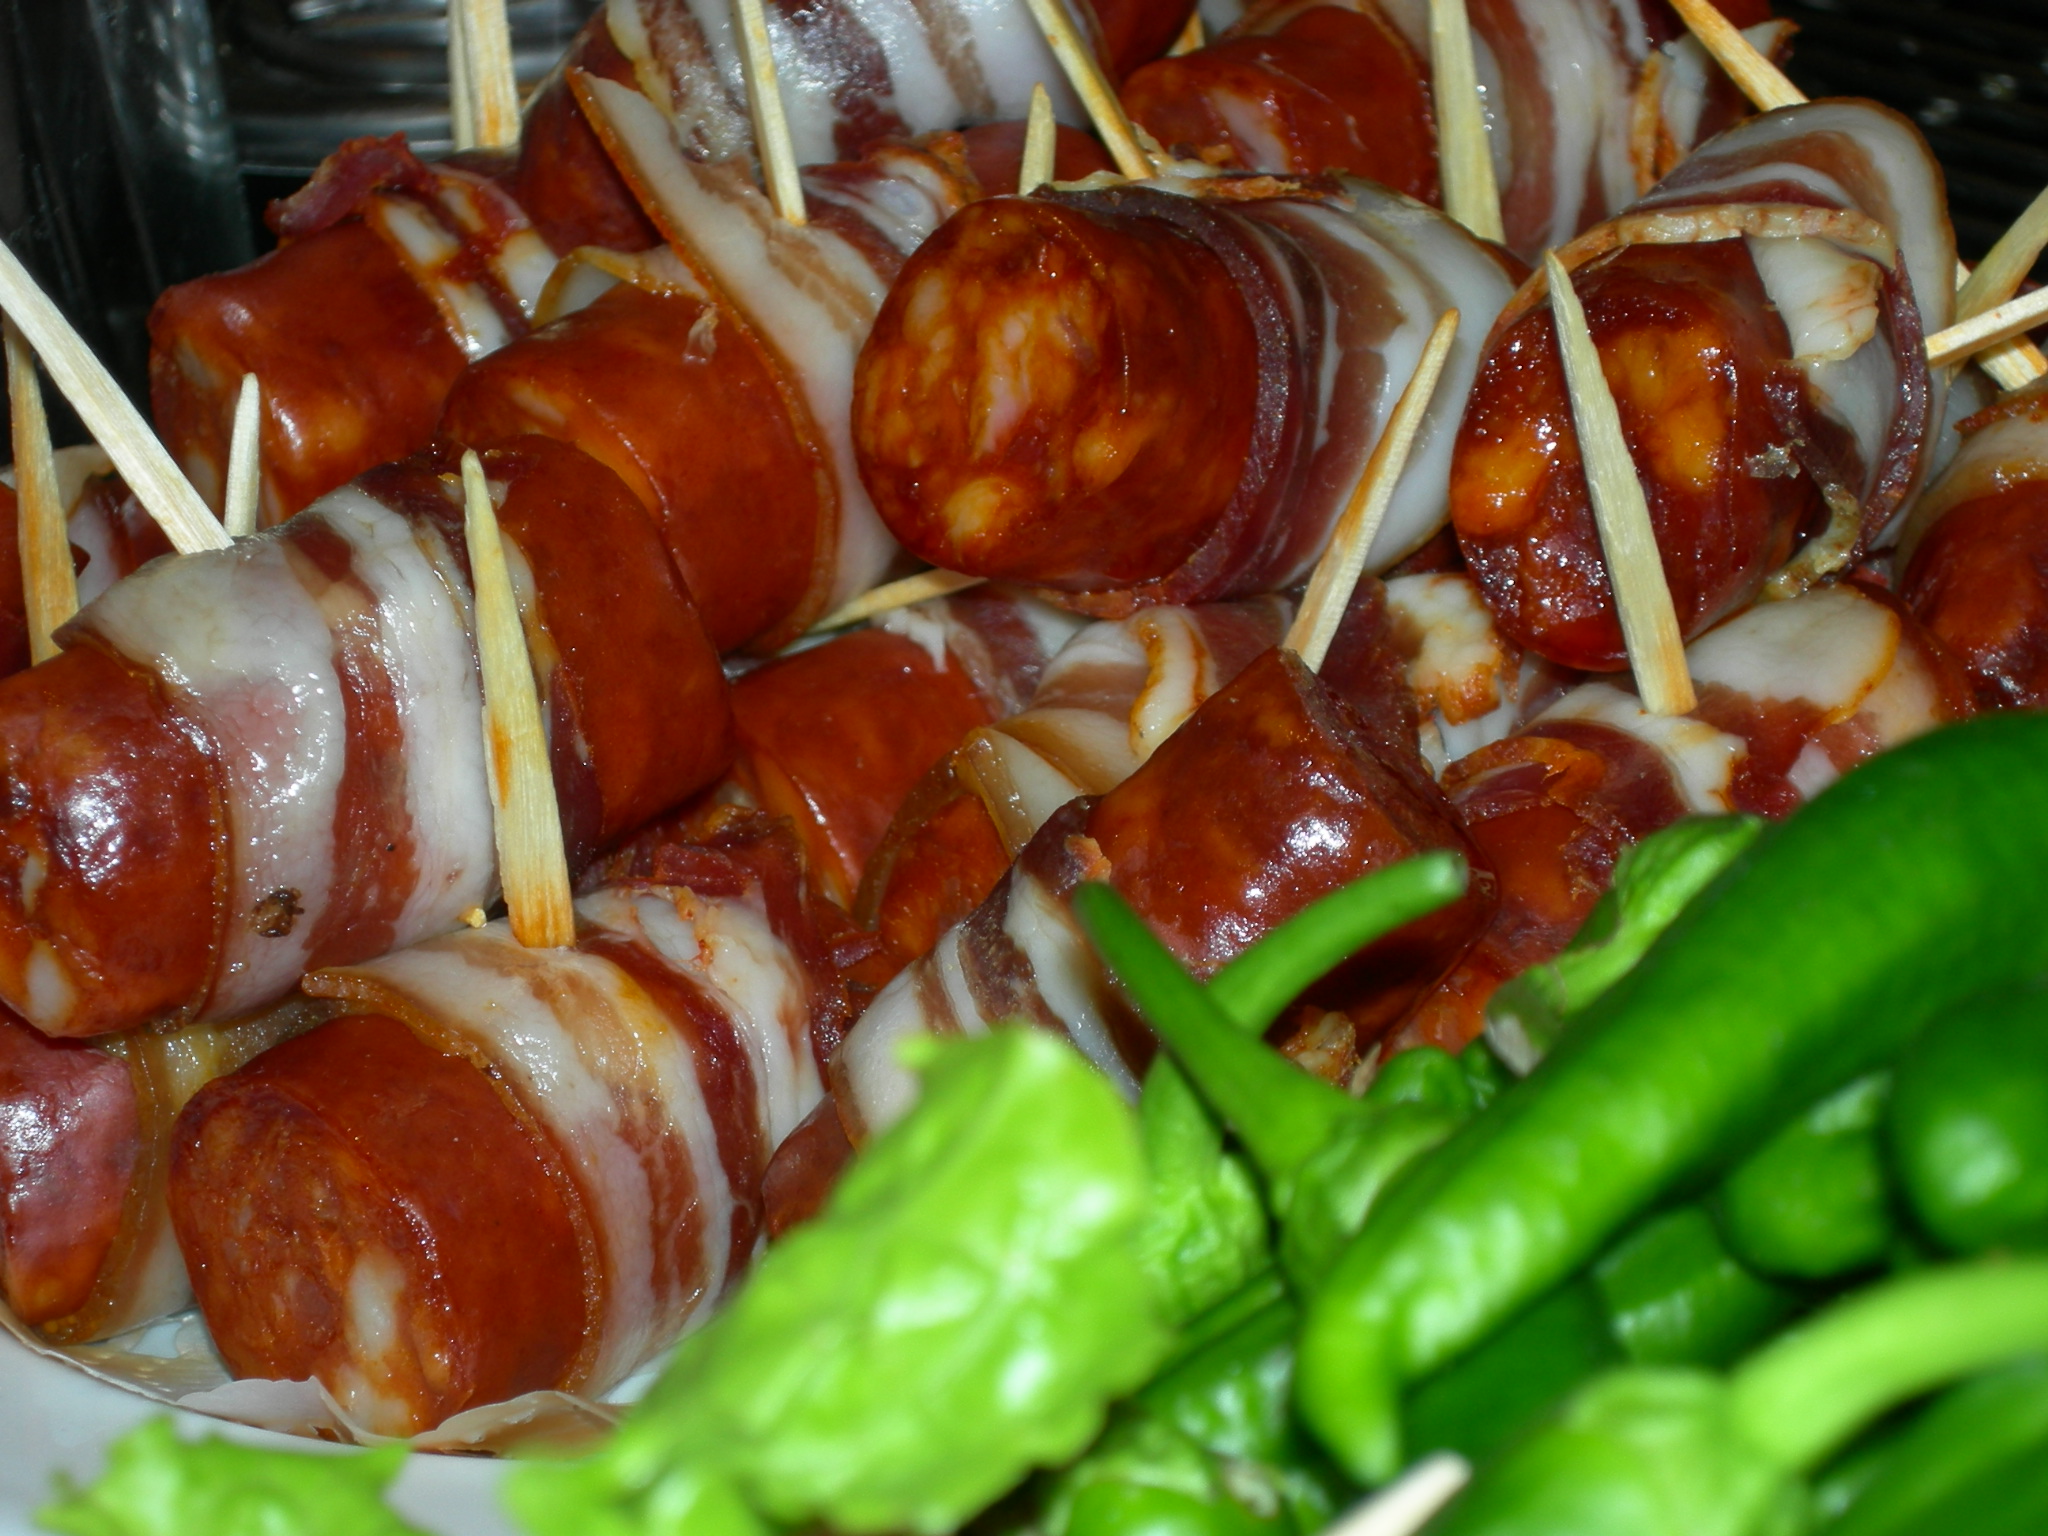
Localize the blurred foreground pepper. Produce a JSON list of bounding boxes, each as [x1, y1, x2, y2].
[[1421, 1260, 2048, 1536], [1294, 712, 2048, 1483], [1888, 981, 2048, 1255]]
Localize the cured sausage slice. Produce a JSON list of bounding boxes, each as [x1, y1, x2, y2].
[[0, 439, 730, 1038], [172, 855, 839, 1437], [833, 647, 1495, 1136]]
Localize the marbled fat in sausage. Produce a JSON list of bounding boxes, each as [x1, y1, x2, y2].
[[854, 177, 1517, 608], [172, 858, 838, 1436]]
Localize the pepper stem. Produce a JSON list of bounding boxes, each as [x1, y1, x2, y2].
[[1728, 1258, 2048, 1472], [1207, 852, 1467, 1033], [1073, 881, 1351, 1181]]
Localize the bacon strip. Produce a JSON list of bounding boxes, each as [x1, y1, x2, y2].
[[1394, 581, 1973, 1052], [172, 861, 834, 1436], [833, 647, 1494, 1135], [854, 175, 1518, 610], [0, 439, 730, 1038]]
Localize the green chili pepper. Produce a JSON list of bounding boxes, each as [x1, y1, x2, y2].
[[1422, 1259, 2048, 1536], [37, 1421, 422, 1536], [1593, 1204, 1800, 1369], [1403, 1205, 1796, 1465], [1714, 1074, 1896, 1280], [1043, 1288, 1346, 1536], [1821, 1355, 2048, 1536], [1403, 1278, 1624, 1465], [1486, 816, 1764, 1074], [1296, 714, 2048, 1483], [1137, 1056, 1273, 1325], [1888, 980, 2048, 1255], [1070, 858, 1471, 1287]]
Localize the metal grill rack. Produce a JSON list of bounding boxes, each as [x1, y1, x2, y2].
[[1780, 0, 2048, 273]]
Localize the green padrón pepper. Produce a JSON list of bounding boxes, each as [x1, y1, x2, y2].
[[1714, 1074, 1895, 1280], [37, 1421, 421, 1536], [1422, 1259, 2048, 1536], [1070, 858, 1471, 1287], [1820, 1354, 2048, 1536], [1297, 714, 2048, 1483], [1888, 980, 2048, 1255], [506, 1028, 1167, 1536]]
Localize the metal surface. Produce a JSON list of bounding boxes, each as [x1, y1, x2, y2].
[[217, 0, 599, 175]]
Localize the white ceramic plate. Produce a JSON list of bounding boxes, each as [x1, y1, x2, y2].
[[0, 1329, 514, 1536]]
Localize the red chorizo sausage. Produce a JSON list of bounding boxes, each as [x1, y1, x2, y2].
[[1902, 486, 2048, 709], [171, 1014, 589, 1430], [439, 281, 829, 652], [1088, 0, 1199, 78], [0, 1012, 140, 1329], [149, 219, 469, 522], [855, 192, 1262, 588], [1450, 241, 1820, 671], [1121, 1, 1436, 201], [501, 14, 661, 255]]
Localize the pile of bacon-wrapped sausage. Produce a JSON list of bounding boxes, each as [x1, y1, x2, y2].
[[2, 0, 2042, 1449]]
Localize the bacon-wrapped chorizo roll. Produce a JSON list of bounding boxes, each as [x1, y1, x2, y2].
[[647, 588, 1079, 910], [857, 596, 1288, 970], [1451, 99, 1952, 671], [854, 177, 1518, 611], [1394, 581, 1973, 1052], [170, 844, 840, 1437], [1131, 0, 1778, 261], [1899, 381, 2048, 709], [1, 1001, 328, 1342], [0, 437, 730, 1040], [833, 646, 1495, 1135], [1121, 0, 1436, 202]]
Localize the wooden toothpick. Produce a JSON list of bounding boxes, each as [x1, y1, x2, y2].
[[1286, 309, 1462, 672], [1669, 0, 2046, 388], [1168, 11, 1205, 54], [1020, 0, 1156, 180], [1925, 287, 2048, 369], [1429, 0, 1504, 244], [1665, 0, 1801, 110], [1020, 83, 1058, 195], [810, 568, 986, 632], [733, 0, 808, 224], [448, 0, 520, 151], [461, 450, 575, 948], [1956, 182, 2048, 322], [5, 319, 76, 662], [0, 240, 226, 554], [224, 373, 262, 539], [1545, 252, 1694, 715]]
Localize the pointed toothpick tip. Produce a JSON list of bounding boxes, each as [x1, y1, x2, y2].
[[810, 568, 987, 633], [224, 373, 262, 539], [1544, 251, 1695, 717], [1667, 0, 1803, 113], [1429, 0, 1505, 244], [0, 240, 226, 555], [733, 0, 809, 224], [1020, 83, 1058, 195], [1287, 309, 1462, 672], [1019, 0, 1156, 180], [461, 449, 576, 949], [5, 318, 77, 663]]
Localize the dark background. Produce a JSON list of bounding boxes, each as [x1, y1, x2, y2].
[[0, 0, 2036, 432]]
